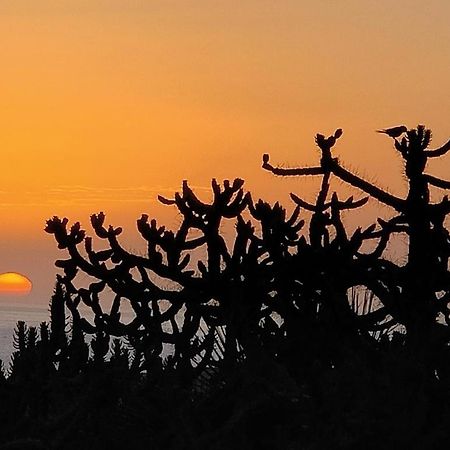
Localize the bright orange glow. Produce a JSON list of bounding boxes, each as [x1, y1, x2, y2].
[[0, 2, 448, 304], [0, 272, 32, 296]]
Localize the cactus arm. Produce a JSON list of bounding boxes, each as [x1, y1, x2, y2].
[[290, 193, 322, 212], [330, 160, 405, 211], [424, 174, 450, 190], [426, 138, 450, 158], [262, 155, 324, 176]]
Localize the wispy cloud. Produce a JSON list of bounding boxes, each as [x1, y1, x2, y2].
[[0, 184, 211, 207]]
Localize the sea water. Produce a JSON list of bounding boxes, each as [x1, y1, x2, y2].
[[0, 301, 50, 368], [0, 300, 172, 371]]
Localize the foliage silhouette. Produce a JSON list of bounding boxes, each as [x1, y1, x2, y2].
[[264, 125, 450, 371], [0, 125, 450, 449]]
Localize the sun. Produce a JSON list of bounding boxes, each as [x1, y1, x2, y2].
[[0, 272, 32, 296]]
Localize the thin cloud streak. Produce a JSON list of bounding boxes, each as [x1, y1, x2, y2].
[[0, 184, 211, 207]]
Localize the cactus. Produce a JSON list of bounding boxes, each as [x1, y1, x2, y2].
[[49, 279, 68, 354], [263, 125, 450, 367], [1, 123, 449, 448]]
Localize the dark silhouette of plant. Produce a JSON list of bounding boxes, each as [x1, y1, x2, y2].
[[49, 280, 67, 356], [45, 179, 261, 381], [263, 125, 450, 374], [2, 123, 450, 449]]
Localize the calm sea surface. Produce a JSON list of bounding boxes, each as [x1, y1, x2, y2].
[[0, 299, 178, 371], [0, 301, 151, 370], [0, 302, 50, 368]]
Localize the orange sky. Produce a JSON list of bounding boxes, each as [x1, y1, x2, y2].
[[0, 1, 449, 304]]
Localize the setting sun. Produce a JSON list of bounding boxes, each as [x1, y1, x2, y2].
[[0, 272, 32, 296]]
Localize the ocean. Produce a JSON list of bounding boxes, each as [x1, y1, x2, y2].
[[0, 300, 162, 371], [0, 301, 50, 369]]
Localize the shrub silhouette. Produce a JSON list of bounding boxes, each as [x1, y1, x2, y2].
[[1, 124, 450, 449]]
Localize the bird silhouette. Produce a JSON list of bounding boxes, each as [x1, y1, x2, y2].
[[376, 125, 407, 138]]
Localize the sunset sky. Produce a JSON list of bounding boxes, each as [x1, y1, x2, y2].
[[0, 1, 449, 304]]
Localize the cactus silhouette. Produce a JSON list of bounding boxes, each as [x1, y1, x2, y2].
[[263, 125, 450, 371], [0, 123, 441, 449]]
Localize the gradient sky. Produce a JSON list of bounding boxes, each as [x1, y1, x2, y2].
[[0, 1, 449, 304]]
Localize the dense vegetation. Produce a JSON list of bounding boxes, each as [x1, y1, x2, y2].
[[1, 125, 450, 449]]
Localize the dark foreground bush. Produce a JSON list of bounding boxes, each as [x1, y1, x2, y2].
[[1, 124, 450, 449]]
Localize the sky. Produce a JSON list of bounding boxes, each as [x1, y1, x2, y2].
[[0, 0, 449, 304]]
